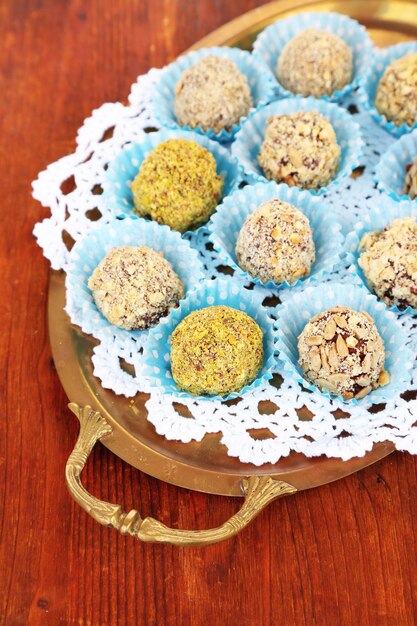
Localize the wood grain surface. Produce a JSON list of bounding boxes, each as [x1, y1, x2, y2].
[[1, 0, 417, 624]]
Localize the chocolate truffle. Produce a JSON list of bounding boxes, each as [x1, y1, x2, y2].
[[277, 29, 353, 98], [170, 305, 264, 396], [235, 199, 315, 284], [404, 156, 417, 199], [298, 306, 389, 400], [132, 139, 224, 233], [174, 55, 253, 133], [358, 217, 417, 310], [88, 246, 184, 330], [258, 111, 340, 190], [375, 53, 417, 127]]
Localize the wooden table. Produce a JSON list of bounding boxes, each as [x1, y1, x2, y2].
[[2, 0, 417, 624]]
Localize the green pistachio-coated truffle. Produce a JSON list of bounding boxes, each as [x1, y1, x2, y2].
[[131, 139, 224, 233], [170, 305, 264, 396]]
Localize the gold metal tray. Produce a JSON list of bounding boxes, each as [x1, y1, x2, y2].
[[51, 0, 417, 546]]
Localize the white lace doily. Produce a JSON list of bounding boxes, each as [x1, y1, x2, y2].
[[33, 67, 417, 466]]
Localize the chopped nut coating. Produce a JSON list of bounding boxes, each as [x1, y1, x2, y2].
[[235, 199, 315, 285], [375, 53, 417, 127], [258, 111, 340, 190], [298, 306, 387, 400], [132, 139, 223, 233], [88, 246, 184, 330], [358, 217, 417, 311], [277, 28, 352, 98], [171, 306, 264, 396], [174, 55, 252, 133]]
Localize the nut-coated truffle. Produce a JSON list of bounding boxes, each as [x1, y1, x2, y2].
[[235, 199, 315, 284], [174, 55, 253, 133], [277, 29, 353, 98], [132, 139, 224, 233], [170, 305, 264, 396], [88, 246, 184, 330], [358, 217, 417, 310], [298, 306, 388, 400], [404, 156, 417, 199], [375, 52, 417, 127], [258, 111, 340, 190]]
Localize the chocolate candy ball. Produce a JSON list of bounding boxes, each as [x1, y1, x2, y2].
[[132, 139, 223, 233], [175, 55, 252, 133], [277, 29, 352, 98], [235, 199, 315, 284], [171, 305, 264, 396], [258, 111, 340, 190], [358, 217, 417, 310], [298, 306, 388, 400], [88, 246, 184, 330], [375, 53, 417, 127]]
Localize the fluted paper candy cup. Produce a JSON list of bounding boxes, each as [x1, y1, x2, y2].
[[65, 217, 205, 346], [253, 11, 373, 102], [375, 128, 417, 201], [359, 41, 417, 138], [231, 97, 364, 195], [208, 180, 343, 289], [276, 281, 412, 406], [345, 199, 417, 316], [143, 278, 277, 401], [151, 46, 276, 143], [102, 128, 243, 236]]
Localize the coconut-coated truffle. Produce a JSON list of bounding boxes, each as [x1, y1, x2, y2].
[[358, 217, 417, 310], [170, 305, 264, 396], [258, 111, 340, 190], [298, 306, 389, 400], [404, 156, 417, 199], [131, 139, 224, 233], [174, 55, 253, 133], [375, 53, 417, 127], [88, 246, 184, 330], [235, 199, 315, 284], [277, 29, 353, 98]]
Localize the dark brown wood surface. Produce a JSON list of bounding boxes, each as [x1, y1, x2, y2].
[[1, 0, 417, 624]]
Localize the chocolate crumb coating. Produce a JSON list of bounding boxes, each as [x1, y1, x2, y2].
[[170, 305, 264, 396], [404, 156, 417, 199], [88, 246, 184, 330], [277, 28, 353, 98], [258, 111, 340, 190], [375, 52, 417, 127], [235, 199, 315, 284], [174, 55, 252, 133], [358, 217, 417, 310], [131, 139, 223, 233], [298, 306, 389, 400]]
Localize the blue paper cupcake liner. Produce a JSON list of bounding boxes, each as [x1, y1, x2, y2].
[[142, 278, 277, 401], [359, 42, 417, 138], [208, 180, 343, 289], [65, 217, 206, 345], [375, 128, 417, 201], [344, 198, 417, 316], [276, 281, 413, 406], [252, 11, 373, 102], [231, 97, 364, 194], [102, 128, 243, 236], [151, 46, 276, 142]]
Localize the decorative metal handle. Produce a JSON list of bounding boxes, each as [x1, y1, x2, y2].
[[65, 404, 297, 546]]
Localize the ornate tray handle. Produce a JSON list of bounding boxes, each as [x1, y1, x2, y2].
[[66, 403, 297, 546]]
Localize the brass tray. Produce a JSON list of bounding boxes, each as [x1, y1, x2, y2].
[[51, 0, 417, 546]]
